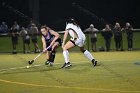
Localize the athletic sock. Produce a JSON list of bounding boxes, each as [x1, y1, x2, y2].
[[49, 51, 56, 62], [63, 50, 69, 63], [84, 50, 94, 61]]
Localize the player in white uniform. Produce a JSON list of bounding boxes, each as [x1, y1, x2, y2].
[[62, 18, 97, 68]]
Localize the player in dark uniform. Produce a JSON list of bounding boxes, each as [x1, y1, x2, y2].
[[40, 26, 61, 66]]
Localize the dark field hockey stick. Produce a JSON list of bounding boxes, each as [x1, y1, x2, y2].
[[28, 45, 52, 65]]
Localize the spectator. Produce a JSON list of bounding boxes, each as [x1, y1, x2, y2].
[[29, 23, 40, 53], [113, 22, 123, 51], [122, 22, 133, 51], [10, 21, 20, 54], [0, 21, 8, 33], [84, 24, 99, 51], [102, 24, 113, 51], [20, 27, 30, 53]]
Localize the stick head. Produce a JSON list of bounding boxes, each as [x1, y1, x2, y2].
[[28, 60, 34, 65]]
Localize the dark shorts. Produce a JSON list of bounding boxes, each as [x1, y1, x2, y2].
[[91, 38, 97, 43], [46, 38, 62, 51], [12, 37, 18, 44]]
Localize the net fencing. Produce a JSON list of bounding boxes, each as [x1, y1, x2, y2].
[[0, 29, 140, 53]]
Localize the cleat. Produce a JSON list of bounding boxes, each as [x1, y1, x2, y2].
[[45, 61, 54, 66], [45, 61, 50, 65], [66, 62, 72, 68], [92, 59, 97, 66], [61, 62, 72, 68], [61, 63, 67, 68], [49, 62, 54, 66]]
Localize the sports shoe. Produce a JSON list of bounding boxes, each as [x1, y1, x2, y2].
[[91, 59, 97, 66], [49, 62, 54, 66], [45, 61, 50, 65], [66, 62, 72, 68], [61, 63, 67, 68], [61, 62, 72, 68]]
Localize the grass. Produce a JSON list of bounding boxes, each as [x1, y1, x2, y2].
[[0, 51, 140, 93]]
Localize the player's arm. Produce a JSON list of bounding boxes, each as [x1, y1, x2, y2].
[[41, 36, 46, 50], [49, 29, 60, 46], [62, 30, 69, 47]]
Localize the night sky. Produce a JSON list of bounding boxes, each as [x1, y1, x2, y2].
[[0, 0, 140, 30]]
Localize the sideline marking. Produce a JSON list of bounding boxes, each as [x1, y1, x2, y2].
[[0, 79, 140, 93]]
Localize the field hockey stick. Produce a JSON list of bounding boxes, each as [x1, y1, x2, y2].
[[28, 45, 52, 65]]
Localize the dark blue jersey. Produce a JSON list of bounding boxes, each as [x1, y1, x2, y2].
[[42, 30, 62, 50], [43, 31, 54, 43]]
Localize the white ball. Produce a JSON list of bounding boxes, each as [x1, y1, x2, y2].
[[26, 66, 30, 68]]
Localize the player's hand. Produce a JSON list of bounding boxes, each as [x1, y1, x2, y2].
[[43, 48, 47, 52], [46, 45, 52, 51]]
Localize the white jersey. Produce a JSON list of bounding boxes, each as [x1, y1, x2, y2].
[[66, 23, 86, 47], [66, 23, 85, 40]]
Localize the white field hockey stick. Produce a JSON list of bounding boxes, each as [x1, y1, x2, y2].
[[28, 45, 52, 65]]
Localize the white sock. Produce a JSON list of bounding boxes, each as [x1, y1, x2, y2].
[[63, 50, 69, 63], [84, 50, 94, 61]]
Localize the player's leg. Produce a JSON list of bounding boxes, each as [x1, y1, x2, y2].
[[62, 40, 75, 68], [49, 51, 56, 66], [45, 51, 51, 65], [80, 47, 97, 66], [48, 42, 60, 66], [76, 39, 97, 66]]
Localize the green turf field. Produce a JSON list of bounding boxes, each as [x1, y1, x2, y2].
[[0, 51, 140, 93]]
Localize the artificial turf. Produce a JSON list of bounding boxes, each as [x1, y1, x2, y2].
[[0, 51, 140, 93]]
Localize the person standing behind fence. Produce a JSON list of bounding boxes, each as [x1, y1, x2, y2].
[[122, 22, 133, 51], [10, 21, 20, 54], [20, 27, 30, 53], [113, 22, 123, 51], [84, 24, 99, 51], [29, 23, 40, 53], [101, 24, 113, 51]]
